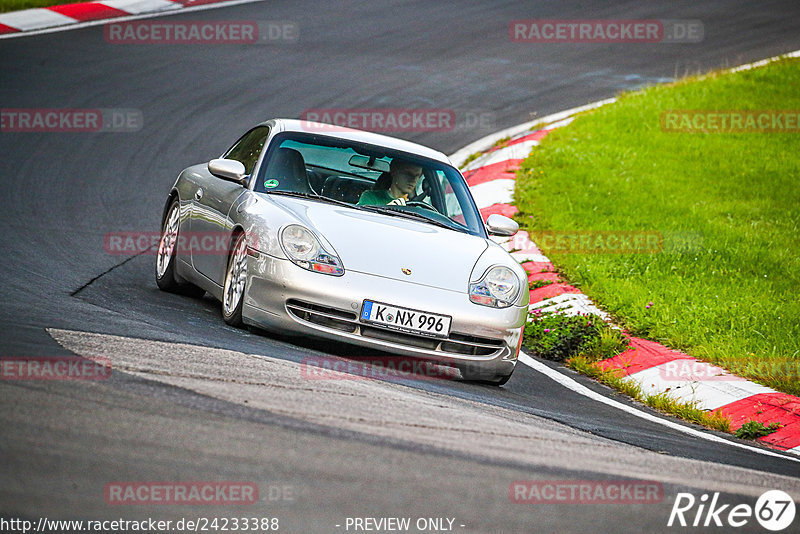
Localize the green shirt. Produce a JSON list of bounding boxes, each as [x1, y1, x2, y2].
[[357, 189, 396, 206]]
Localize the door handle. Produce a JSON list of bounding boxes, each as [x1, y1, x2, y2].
[[194, 188, 204, 200]]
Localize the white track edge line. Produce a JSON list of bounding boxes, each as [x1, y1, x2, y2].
[[518, 351, 800, 462]]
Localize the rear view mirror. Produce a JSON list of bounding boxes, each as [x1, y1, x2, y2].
[[486, 214, 519, 237], [208, 159, 247, 185], [349, 154, 391, 173]]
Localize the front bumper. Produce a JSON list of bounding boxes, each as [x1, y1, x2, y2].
[[241, 252, 527, 380]]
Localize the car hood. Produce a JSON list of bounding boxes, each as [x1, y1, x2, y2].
[[265, 196, 489, 292]]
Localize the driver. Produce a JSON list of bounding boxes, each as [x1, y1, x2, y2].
[[357, 159, 423, 206]]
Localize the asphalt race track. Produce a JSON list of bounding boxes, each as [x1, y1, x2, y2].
[[2, 1, 800, 532]]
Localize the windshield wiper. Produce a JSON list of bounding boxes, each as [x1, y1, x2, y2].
[[360, 205, 457, 231], [264, 190, 365, 210]]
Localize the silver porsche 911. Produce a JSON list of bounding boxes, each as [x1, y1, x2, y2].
[[156, 118, 528, 384]]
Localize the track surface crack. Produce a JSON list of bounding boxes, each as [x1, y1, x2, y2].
[[70, 248, 152, 297]]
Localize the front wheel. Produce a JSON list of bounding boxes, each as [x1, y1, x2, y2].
[[156, 200, 205, 297], [222, 232, 248, 327]]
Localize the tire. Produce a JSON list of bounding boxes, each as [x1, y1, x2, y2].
[[221, 232, 247, 327], [155, 200, 205, 297]]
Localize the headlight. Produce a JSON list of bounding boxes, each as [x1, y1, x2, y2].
[[469, 265, 520, 308], [280, 225, 344, 276]]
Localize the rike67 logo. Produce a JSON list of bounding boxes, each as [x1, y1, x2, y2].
[[668, 490, 795, 531]]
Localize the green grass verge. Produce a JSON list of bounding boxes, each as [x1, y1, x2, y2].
[[524, 311, 629, 362], [516, 57, 800, 396], [0, 0, 81, 13]]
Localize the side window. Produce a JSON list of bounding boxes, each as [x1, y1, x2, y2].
[[223, 126, 269, 175], [438, 170, 463, 218]]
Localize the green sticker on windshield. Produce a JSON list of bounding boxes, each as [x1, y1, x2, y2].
[[264, 179, 279, 189]]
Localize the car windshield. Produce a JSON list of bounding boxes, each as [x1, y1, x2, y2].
[[254, 132, 486, 237]]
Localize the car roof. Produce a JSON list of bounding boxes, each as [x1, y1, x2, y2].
[[267, 118, 453, 165]]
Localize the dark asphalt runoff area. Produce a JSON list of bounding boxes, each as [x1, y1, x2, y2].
[[1, 1, 800, 532]]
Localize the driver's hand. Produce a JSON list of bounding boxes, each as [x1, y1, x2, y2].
[[387, 197, 406, 206]]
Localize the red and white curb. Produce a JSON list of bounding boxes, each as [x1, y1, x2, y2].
[[451, 51, 800, 456], [0, 0, 258, 37]]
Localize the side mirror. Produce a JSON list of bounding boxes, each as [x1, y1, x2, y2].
[[208, 159, 248, 185], [486, 214, 519, 237]]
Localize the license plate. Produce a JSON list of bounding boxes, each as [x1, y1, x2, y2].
[[360, 300, 451, 338]]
